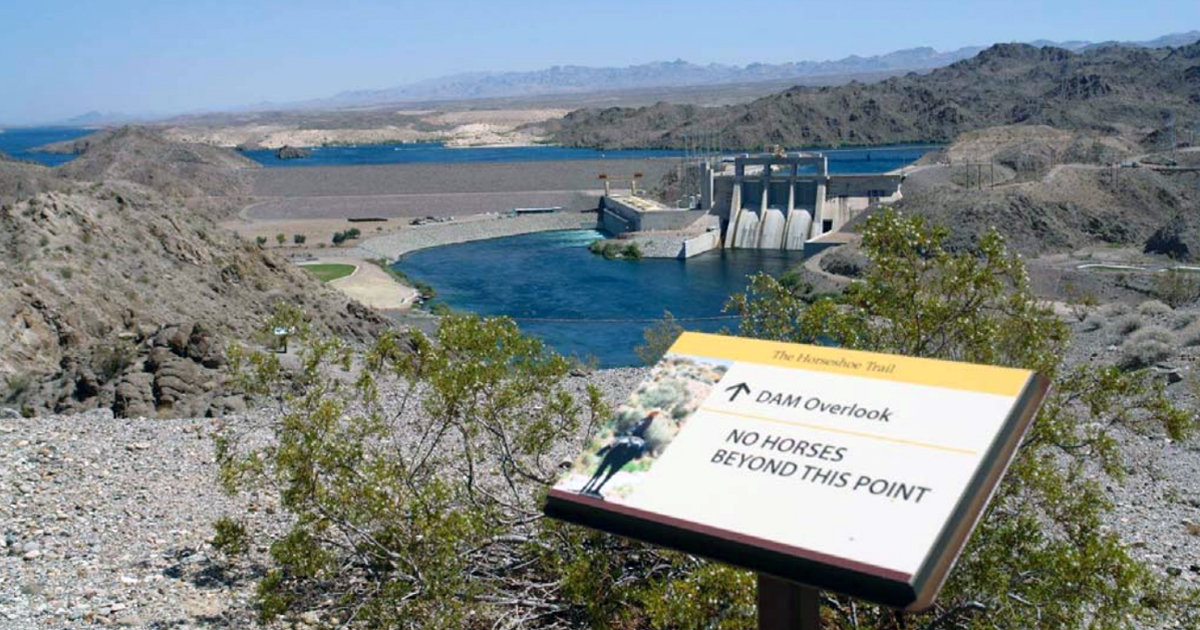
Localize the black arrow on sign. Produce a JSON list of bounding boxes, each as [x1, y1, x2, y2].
[[725, 382, 751, 402]]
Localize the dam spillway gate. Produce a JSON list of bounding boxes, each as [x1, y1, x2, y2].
[[724, 154, 828, 250]]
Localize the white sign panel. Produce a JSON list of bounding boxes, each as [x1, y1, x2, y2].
[[546, 332, 1049, 610]]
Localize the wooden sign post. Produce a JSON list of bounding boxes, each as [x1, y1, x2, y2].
[[545, 332, 1050, 622], [758, 575, 820, 630]]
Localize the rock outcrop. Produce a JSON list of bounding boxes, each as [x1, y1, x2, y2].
[[0, 132, 390, 417], [1145, 214, 1197, 260], [274, 145, 311, 160]]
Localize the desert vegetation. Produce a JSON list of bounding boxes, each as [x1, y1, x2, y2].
[[211, 211, 1198, 629]]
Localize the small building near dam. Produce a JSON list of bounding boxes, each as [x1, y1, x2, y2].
[[597, 150, 903, 258]]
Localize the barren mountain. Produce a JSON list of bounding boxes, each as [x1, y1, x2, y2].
[[41, 126, 260, 197], [298, 31, 1198, 108], [0, 130, 388, 418], [546, 42, 1200, 149], [839, 126, 1200, 257]]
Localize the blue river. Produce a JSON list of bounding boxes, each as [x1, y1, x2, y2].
[[395, 230, 801, 368]]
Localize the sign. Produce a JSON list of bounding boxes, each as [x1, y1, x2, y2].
[[544, 332, 1050, 610]]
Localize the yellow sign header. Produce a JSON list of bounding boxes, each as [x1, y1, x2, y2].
[[668, 332, 1031, 397]]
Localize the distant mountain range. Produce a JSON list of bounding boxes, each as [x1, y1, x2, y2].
[[544, 40, 1200, 149], [314, 31, 1200, 107]]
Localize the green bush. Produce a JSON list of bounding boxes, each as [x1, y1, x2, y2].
[[727, 208, 1197, 629], [255, 236, 268, 246], [93, 339, 138, 383], [293, 234, 306, 245], [635, 311, 683, 365], [217, 211, 1199, 630], [621, 242, 643, 261], [212, 516, 249, 557]]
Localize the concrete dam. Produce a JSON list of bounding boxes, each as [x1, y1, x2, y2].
[[598, 150, 905, 258], [723, 153, 825, 250]]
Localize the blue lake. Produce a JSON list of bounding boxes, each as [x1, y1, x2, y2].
[[0, 127, 92, 167], [242, 142, 684, 167], [244, 142, 935, 172], [0, 125, 937, 173], [395, 230, 800, 368]]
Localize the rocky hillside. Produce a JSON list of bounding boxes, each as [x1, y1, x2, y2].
[[545, 42, 1200, 149], [843, 126, 1200, 256], [40, 126, 259, 198], [0, 133, 388, 419]]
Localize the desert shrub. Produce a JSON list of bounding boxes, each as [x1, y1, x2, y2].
[[1080, 312, 1105, 332], [217, 212, 1199, 630], [211, 516, 248, 557], [1152, 269, 1200, 307], [254, 236, 268, 246], [1119, 327, 1176, 369], [1172, 310, 1198, 330], [590, 240, 639, 260], [635, 311, 683, 365], [1113, 313, 1145, 335], [275, 233, 286, 246], [727, 208, 1197, 629], [93, 339, 138, 382], [1101, 302, 1131, 317], [1180, 321, 1200, 347], [1137, 299, 1173, 318], [3, 373, 31, 402]]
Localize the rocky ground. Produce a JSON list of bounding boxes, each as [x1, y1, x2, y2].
[[158, 108, 569, 150], [0, 367, 647, 630], [1, 351, 1197, 629]]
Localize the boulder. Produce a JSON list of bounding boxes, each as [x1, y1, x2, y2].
[[113, 372, 154, 418], [1145, 214, 1198, 261], [819, 245, 869, 278], [275, 145, 311, 160]]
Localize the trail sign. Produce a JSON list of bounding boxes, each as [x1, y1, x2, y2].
[[545, 332, 1050, 611]]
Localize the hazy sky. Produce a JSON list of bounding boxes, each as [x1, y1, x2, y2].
[[2, 0, 1199, 124]]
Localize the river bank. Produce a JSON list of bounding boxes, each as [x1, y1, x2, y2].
[[358, 211, 596, 259]]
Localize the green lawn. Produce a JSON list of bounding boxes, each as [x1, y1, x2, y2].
[[302, 263, 356, 283]]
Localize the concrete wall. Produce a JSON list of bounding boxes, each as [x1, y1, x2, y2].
[[601, 196, 709, 233], [682, 230, 721, 258]]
